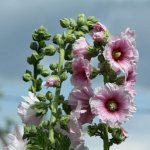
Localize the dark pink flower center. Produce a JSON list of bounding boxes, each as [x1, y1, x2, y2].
[[112, 50, 122, 60], [106, 100, 119, 112]]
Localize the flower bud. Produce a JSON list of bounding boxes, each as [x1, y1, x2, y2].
[[60, 18, 70, 28], [39, 40, 46, 48], [87, 16, 98, 23], [30, 42, 38, 50], [69, 18, 76, 28], [65, 33, 76, 43], [60, 72, 67, 81], [37, 93, 46, 101], [23, 73, 32, 82], [90, 67, 100, 79], [53, 34, 64, 45], [74, 31, 84, 38], [37, 64, 43, 74], [87, 45, 99, 57], [46, 91, 53, 100], [80, 25, 89, 33], [41, 69, 50, 77], [43, 76, 60, 88], [49, 63, 58, 70], [62, 100, 72, 115], [28, 52, 43, 64], [44, 45, 56, 56], [77, 14, 86, 26], [64, 62, 72, 73]]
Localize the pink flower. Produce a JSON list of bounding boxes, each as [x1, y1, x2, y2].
[[124, 66, 137, 97], [42, 76, 60, 88], [2, 126, 26, 150], [90, 22, 107, 42], [103, 29, 139, 73], [17, 92, 42, 126], [71, 55, 92, 87], [69, 86, 94, 124], [90, 83, 136, 127], [73, 37, 90, 60]]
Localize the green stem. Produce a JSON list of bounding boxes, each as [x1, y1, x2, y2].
[[49, 47, 65, 144], [103, 125, 110, 150]]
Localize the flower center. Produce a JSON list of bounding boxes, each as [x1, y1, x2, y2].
[[106, 100, 118, 112], [112, 50, 122, 60]]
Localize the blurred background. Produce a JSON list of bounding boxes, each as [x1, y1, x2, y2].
[[0, 0, 150, 149]]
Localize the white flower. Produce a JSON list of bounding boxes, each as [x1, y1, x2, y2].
[[18, 92, 42, 126], [2, 126, 26, 150]]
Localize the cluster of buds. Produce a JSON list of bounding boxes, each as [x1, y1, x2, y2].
[[3, 14, 138, 150]]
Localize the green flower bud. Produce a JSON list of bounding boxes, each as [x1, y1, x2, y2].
[[37, 64, 43, 74], [65, 33, 76, 43], [77, 14, 86, 26], [60, 18, 70, 28], [46, 91, 53, 100], [80, 25, 89, 33], [86, 21, 95, 29], [23, 73, 32, 82], [36, 78, 42, 92], [49, 63, 58, 70], [32, 26, 51, 41], [37, 93, 46, 101], [87, 16, 98, 23], [39, 40, 46, 48], [41, 69, 50, 77], [60, 72, 67, 81], [30, 42, 38, 50], [64, 62, 72, 73], [28, 52, 43, 64], [87, 45, 99, 57], [74, 31, 84, 38], [53, 34, 64, 45], [44, 45, 56, 56], [69, 18, 76, 28]]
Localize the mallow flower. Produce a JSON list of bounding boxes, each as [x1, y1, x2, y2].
[[2, 126, 26, 150], [90, 83, 136, 127], [17, 92, 42, 126]]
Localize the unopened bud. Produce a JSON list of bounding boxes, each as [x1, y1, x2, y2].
[[60, 18, 70, 28], [49, 63, 58, 70], [77, 14, 86, 26], [23, 73, 32, 82], [44, 45, 56, 56], [30, 42, 38, 50], [41, 69, 50, 77], [53, 34, 64, 45]]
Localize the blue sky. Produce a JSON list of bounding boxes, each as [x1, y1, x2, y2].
[[0, 0, 150, 149]]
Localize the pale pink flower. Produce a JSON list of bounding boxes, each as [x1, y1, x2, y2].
[[103, 29, 139, 73], [2, 126, 26, 150], [121, 28, 135, 45], [73, 37, 90, 60], [55, 102, 89, 150], [90, 83, 136, 127], [18, 92, 42, 126], [68, 102, 86, 149], [69, 86, 94, 124], [71, 55, 92, 87], [90, 22, 107, 42], [42, 76, 60, 88]]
